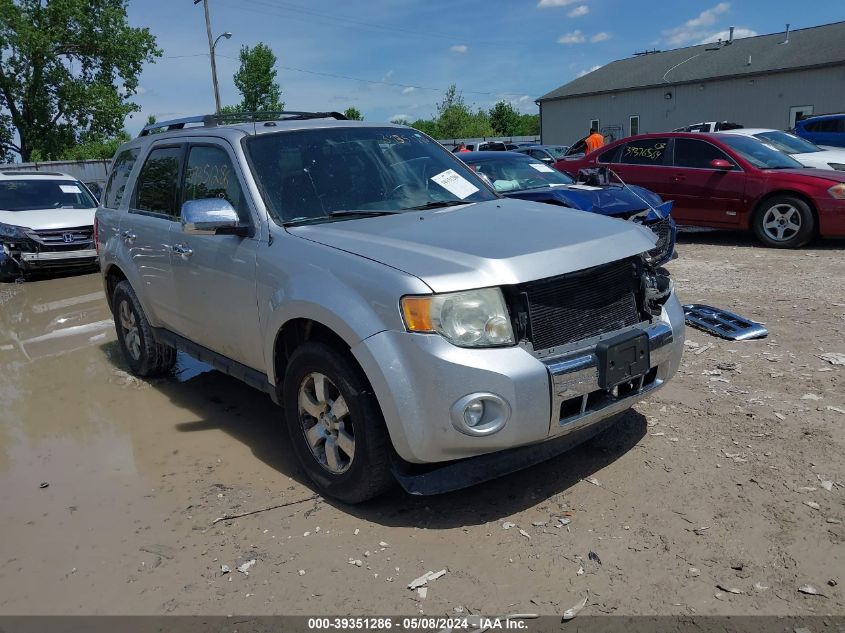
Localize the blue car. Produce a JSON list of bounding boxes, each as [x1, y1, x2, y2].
[[461, 151, 676, 265], [793, 113, 845, 148]]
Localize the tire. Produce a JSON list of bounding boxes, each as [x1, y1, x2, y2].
[[282, 341, 394, 503], [112, 280, 176, 377], [752, 195, 815, 248]]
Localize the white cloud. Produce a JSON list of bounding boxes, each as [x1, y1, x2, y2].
[[401, 86, 416, 95], [390, 114, 412, 123], [568, 5, 589, 17], [698, 27, 757, 44], [662, 2, 731, 46], [450, 44, 468, 53], [590, 31, 610, 42], [518, 95, 531, 102], [538, 0, 579, 7], [558, 30, 585, 44], [577, 64, 602, 77]]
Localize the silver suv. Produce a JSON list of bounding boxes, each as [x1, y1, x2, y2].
[[96, 111, 684, 503]]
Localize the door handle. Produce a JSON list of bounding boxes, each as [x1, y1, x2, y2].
[[172, 243, 193, 259], [122, 230, 136, 244]]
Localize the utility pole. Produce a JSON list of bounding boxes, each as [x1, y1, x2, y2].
[[194, 0, 222, 113]]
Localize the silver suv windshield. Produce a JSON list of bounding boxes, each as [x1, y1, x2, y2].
[[0, 179, 96, 212], [244, 126, 498, 224]]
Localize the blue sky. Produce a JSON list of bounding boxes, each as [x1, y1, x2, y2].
[[125, 0, 845, 134]]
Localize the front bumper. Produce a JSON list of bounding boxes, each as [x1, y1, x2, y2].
[[352, 291, 685, 465]]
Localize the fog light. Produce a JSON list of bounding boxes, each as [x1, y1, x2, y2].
[[463, 401, 485, 427], [450, 393, 511, 436]]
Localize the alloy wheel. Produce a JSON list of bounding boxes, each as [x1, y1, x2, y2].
[[118, 299, 141, 361], [297, 372, 355, 474], [762, 203, 802, 242]]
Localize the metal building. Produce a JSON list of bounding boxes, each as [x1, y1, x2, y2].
[[537, 21, 845, 146]]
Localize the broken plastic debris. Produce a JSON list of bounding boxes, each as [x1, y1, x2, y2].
[[804, 501, 821, 510], [237, 559, 256, 575], [502, 522, 515, 530], [827, 406, 845, 415], [379, 541, 389, 548], [588, 551, 602, 565], [817, 353, 845, 366], [353, 528, 360, 535], [817, 476, 833, 492], [688, 567, 701, 577], [753, 582, 769, 592], [576, 565, 584, 576], [518, 529, 531, 539], [800, 393, 821, 401], [583, 477, 601, 487], [562, 594, 588, 620], [298, 569, 306, 576], [221, 564, 231, 574], [416, 587, 427, 600], [717, 584, 743, 595], [39, 482, 49, 489], [798, 584, 823, 596], [348, 559, 363, 567], [407, 569, 447, 590]]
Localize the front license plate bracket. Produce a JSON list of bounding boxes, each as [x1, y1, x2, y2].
[[596, 331, 650, 390]]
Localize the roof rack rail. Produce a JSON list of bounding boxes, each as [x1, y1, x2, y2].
[[138, 111, 348, 137], [1, 170, 68, 177]]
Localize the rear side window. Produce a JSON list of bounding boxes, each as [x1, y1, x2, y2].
[[619, 138, 669, 165], [673, 139, 735, 169], [804, 119, 844, 133], [597, 146, 621, 163], [103, 148, 139, 209], [182, 145, 248, 221], [133, 146, 183, 218]]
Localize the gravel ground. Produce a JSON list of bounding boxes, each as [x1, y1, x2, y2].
[[0, 230, 842, 617]]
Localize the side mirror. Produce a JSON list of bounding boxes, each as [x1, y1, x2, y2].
[[181, 198, 244, 235], [709, 158, 733, 170]]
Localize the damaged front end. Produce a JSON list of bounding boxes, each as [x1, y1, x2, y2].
[[0, 223, 97, 281]]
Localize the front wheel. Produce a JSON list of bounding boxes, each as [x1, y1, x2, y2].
[[112, 281, 176, 377], [282, 342, 393, 503], [753, 195, 815, 248]]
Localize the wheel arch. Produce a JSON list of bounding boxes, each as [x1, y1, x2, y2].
[[271, 316, 358, 389], [103, 263, 128, 312]]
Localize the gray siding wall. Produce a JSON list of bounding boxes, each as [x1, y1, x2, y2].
[[540, 64, 845, 145]]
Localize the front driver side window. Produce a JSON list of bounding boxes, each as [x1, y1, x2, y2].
[[674, 139, 736, 169], [182, 145, 248, 221]]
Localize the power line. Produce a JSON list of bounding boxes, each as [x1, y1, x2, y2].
[[211, 53, 531, 98], [223, 0, 495, 44]]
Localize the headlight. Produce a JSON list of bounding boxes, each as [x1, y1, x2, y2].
[[401, 287, 515, 347], [828, 183, 845, 199], [0, 223, 28, 239], [828, 163, 845, 171]]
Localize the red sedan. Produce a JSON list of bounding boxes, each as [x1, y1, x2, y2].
[[555, 132, 845, 248]]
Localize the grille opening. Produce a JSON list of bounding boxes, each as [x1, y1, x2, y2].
[[515, 257, 642, 351], [559, 395, 583, 419], [558, 366, 659, 422]]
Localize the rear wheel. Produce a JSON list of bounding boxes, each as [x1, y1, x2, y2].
[[112, 281, 176, 377], [753, 195, 815, 248], [282, 341, 393, 503]]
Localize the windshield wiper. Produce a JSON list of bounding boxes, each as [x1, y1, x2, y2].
[[328, 209, 402, 218], [283, 210, 400, 226], [404, 200, 472, 211]]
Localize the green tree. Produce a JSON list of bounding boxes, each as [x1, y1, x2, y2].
[[232, 42, 283, 113], [489, 101, 520, 136], [409, 118, 439, 138], [343, 107, 363, 121], [0, 0, 160, 162], [435, 85, 471, 139], [59, 130, 129, 160], [515, 113, 540, 136]]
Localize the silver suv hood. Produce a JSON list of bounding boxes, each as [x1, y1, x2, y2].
[[288, 198, 656, 293]]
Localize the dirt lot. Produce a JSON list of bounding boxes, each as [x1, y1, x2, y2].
[[0, 231, 842, 618]]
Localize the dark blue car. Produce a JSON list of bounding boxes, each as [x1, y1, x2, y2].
[[461, 151, 676, 265], [793, 113, 845, 148]]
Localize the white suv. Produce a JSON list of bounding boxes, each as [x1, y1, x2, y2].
[[0, 170, 99, 281]]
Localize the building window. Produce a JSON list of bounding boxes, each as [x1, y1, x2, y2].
[[589, 119, 600, 132], [629, 116, 640, 136]]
